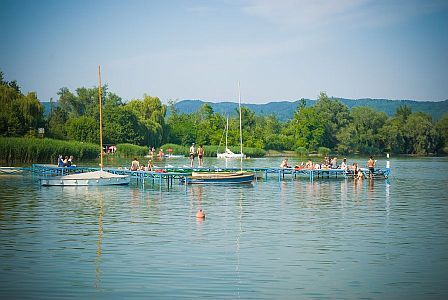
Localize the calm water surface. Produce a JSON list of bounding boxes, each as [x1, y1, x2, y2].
[[0, 157, 447, 299]]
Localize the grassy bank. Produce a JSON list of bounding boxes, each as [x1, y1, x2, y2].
[[0, 137, 99, 164]]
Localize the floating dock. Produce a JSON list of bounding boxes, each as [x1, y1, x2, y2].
[[31, 164, 389, 187]]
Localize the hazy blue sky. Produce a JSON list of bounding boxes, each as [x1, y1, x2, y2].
[[1, 0, 447, 103]]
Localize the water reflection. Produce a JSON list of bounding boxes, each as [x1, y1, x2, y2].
[[95, 194, 103, 290]]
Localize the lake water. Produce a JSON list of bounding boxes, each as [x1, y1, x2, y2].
[[1, 157, 447, 299]]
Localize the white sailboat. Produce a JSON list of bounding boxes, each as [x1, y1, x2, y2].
[[41, 66, 130, 186], [217, 117, 246, 159]]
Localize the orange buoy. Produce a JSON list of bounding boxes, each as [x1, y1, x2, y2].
[[196, 209, 205, 219]]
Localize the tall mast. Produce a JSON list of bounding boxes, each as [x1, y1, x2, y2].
[[238, 81, 243, 171], [98, 65, 103, 171], [225, 117, 229, 150]]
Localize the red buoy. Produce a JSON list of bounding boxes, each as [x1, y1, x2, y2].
[[196, 209, 205, 219]]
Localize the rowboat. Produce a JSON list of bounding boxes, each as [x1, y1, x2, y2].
[[184, 171, 254, 184]]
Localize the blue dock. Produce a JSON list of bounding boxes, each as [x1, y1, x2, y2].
[[32, 164, 389, 187]]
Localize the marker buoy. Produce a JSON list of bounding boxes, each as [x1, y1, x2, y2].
[[196, 209, 205, 219]]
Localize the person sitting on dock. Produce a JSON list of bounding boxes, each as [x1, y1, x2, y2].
[[280, 158, 290, 168], [158, 148, 164, 158], [147, 159, 153, 171], [340, 158, 348, 171], [294, 162, 305, 170], [305, 159, 314, 170], [57, 155, 64, 167], [66, 156, 73, 167], [130, 158, 140, 171], [62, 156, 69, 167], [330, 157, 338, 169]]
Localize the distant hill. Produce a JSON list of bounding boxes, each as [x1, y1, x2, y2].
[[41, 98, 448, 121], [172, 98, 448, 121]]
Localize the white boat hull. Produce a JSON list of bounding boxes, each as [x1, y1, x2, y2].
[[40, 170, 130, 186]]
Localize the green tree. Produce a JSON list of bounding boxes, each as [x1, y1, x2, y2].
[[288, 106, 325, 151], [66, 116, 98, 143], [435, 113, 448, 153], [0, 73, 44, 136], [403, 112, 438, 155], [337, 107, 387, 154], [47, 107, 68, 139], [314, 92, 351, 149]]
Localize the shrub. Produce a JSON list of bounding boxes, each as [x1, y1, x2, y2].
[[317, 146, 331, 157], [295, 147, 308, 156]]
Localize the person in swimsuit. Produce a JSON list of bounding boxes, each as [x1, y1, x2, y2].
[[130, 158, 140, 171], [367, 156, 375, 178], [197, 144, 204, 167], [189, 143, 196, 167]]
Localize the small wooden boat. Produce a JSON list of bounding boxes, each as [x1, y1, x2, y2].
[[185, 171, 254, 184], [41, 170, 130, 186]]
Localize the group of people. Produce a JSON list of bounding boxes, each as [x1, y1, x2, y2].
[[280, 156, 377, 179], [57, 155, 75, 167], [189, 143, 204, 167], [130, 157, 153, 171]]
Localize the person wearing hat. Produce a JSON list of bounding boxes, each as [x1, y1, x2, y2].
[[189, 143, 196, 167]]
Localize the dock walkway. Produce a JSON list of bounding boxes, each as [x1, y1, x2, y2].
[[32, 164, 388, 187]]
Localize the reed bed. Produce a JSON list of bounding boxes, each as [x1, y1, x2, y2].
[[0, 137, 99, 164], [115, 143, 149, 158]]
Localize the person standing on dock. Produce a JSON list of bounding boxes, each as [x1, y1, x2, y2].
[[130, 158, 140, 171], [367, 156, 375, 178], [189, 143, 196, 167], [367, 156, 376, 178], [197, 144, 204, 167]]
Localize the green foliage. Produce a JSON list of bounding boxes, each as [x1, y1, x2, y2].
[[314, 92, 351, 149], [0, 76, 44, 137], [66, 116, 99, 143], [435, 113, 448, 153], [0, 137, 98, 163], [115, 143, 148, 158], [287, 106, 325, 151], [295, 147, 308, 156], [317, 147, 331, 156], [1, 68, 446, 157]]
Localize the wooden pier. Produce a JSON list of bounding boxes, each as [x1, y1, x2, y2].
[[32, 164, 389, 187]]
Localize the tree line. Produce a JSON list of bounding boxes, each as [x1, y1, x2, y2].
[[1, 70, 447, 156]]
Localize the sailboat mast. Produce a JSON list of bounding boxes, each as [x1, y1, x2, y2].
[[98, 65, 104, 170], [225, 117, 229, 150], [238, 81, 243, 171]]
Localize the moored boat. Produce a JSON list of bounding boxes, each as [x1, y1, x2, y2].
[[41, 66, 130, 186], [41, 170, 130, 186], [185, 171, 254, 184]]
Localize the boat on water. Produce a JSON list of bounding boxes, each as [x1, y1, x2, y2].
[[187, 82, 254, 184], [185, 171, 254, 184], [217, 117, 246, 159], [0, 167, 24, 174], [41, 170, 130, 186], [40, 66, 130, 186]]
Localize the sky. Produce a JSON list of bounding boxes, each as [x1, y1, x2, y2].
[[1, 0, 447, 104]]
